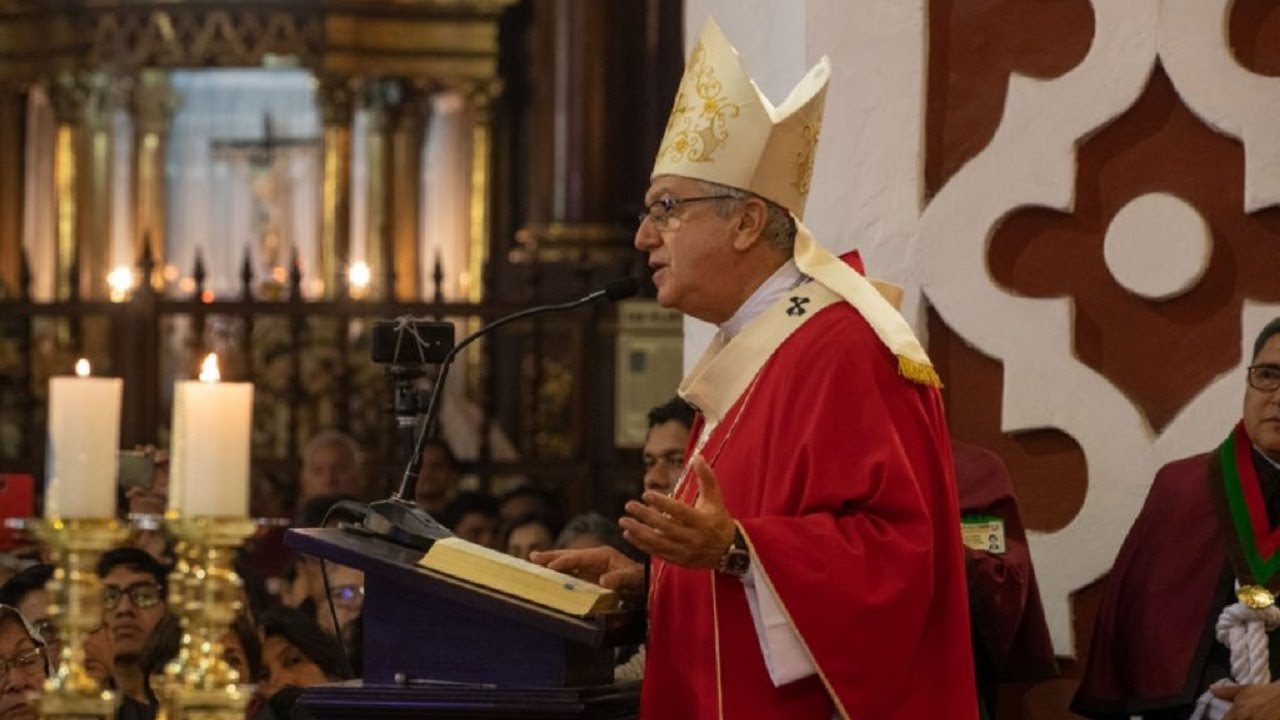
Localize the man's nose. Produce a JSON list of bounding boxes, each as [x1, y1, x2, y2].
[[634, 218, 660, 251]]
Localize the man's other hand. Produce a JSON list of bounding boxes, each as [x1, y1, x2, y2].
[[1213, 682, 1280, 719], [620, 456, 736, 569], [530, 546, 644, 593]]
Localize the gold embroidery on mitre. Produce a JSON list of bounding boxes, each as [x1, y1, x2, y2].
[[657, 40, 742, 164], [792, 120, 821, 198]]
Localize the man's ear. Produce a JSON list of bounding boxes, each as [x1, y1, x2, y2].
[[730, 198, 769, 252]]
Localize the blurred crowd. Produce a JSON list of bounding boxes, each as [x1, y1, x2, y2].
[[0, 396, 695, 720]]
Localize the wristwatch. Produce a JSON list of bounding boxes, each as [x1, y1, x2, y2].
[[717, 526, 751, 578]]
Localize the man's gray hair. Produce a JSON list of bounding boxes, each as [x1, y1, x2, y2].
[[695, 179, 797, 253], [302, 429, 363, 469]]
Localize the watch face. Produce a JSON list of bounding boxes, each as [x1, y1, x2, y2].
[[725, 549, 750, 577]]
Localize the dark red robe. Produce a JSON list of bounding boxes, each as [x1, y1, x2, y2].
[[642, 278, 977, 718], [1071, 453, 1228, 717], [953, 443, 1058, 711]]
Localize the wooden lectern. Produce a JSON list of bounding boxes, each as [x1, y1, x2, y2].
[[286, 527, 642, 719]]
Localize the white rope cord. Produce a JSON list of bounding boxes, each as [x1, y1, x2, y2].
[[1189, 600, 1280, 720], [391, 315, 432, 365]]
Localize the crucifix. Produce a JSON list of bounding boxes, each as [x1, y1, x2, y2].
[[211, 113, 321, 296]]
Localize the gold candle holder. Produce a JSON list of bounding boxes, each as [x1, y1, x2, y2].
[[29, 518, 128, 720], [159, 515, 255, 720]]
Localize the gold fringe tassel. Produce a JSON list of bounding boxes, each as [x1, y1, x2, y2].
[[898, 355, 943, 389]]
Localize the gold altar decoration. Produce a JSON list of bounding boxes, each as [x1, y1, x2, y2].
[[159, 514, 257, 720], [29, 518, 129, 720]]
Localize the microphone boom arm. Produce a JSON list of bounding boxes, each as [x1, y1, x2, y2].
[[393, 293, 601, 502]]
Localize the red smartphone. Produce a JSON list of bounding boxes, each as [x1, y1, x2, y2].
[[0, 475, 35, 552]]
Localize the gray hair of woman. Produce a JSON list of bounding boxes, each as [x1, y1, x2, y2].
[[554, 512, 628, 554], [0, 604, 53, 676]]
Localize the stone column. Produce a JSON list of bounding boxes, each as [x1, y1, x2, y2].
[[360, 78, 399, 300], [0, 83, 26, 297], [463, 81, 499, 302], [318, 76, 354, 298], [49, 71, 120, 300], [131, 69, 178, 288], [47, 75, 85, 301], [389, 83, 430, 300]]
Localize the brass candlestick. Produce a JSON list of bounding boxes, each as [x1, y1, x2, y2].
[[29, 518, 128, 720], [160, 515, 256, 720]]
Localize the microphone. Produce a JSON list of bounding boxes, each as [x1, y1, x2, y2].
[[357, 277, 641, 550]]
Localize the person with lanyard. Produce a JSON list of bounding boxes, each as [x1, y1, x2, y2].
[[532, 18, 976, 720], [1074, 318, 1280, 720]]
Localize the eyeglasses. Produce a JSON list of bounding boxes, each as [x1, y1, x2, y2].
[[329, 584, 365, 607], [636, 195, 736, 231], [103, 582, 163, 610], [0, 645, 44, 684], [1248, 364, 1280, 393]]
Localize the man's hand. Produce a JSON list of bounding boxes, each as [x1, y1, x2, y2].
[[530, 546, 644, 593], [619, 456, 736, 569], [1212, 682, 1280, 719]]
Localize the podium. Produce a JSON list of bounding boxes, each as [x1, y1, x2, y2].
[[286, 528, 642, 719]]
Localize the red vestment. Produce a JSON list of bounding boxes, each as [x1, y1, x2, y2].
[[953, 442, 1057, 687], [1071, 453, 1230, 717], [642, 261, 977, 719]]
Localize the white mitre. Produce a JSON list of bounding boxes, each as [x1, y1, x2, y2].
[[654, 19, 939, 387], [651, 18, 828, 219]]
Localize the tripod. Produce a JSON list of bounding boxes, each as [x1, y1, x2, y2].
[[386, 365, 431, 478]]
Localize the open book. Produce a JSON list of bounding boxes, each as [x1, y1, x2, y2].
[[418, 537, 619, 617]]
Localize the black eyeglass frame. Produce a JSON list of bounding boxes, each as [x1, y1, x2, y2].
[[102, 581, 164, 610], [635, 195, 738, 229]]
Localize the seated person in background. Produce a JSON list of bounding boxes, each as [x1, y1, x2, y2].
[[121, 446, 173, 567], [641, 397, 694, 495], [97, 548, 168, 706], [555, 513, 646, 681], [116, 612, 182, 720], [501, 514, 557, 562], [254, 607, 354, 720], [415, 439, 462, 517], [952, 441, 1057, 720], [283, 557, 363, 640], [0, 565, 57, 663], [270, 493, 360, 612], [297, 430, 367, 508], [556, 512, 632, 556], [497, 487, 561, 528], [224, 613, 262, 685], [83, 625, 113, 689], [0, 604, 50, 720], [441, 492, 500, 548], [1074, 318, 1280, 720]]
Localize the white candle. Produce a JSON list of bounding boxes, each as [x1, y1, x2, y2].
[[169, 354, 253, 517], [46, 360, 122, 519]]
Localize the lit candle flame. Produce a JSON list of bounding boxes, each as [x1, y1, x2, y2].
[[348, 261, 371, 290], [199, 353, 220, 383], [75, 358, 90, 378]]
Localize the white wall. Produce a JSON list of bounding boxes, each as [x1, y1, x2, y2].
[[678, 0, 1280, 657]]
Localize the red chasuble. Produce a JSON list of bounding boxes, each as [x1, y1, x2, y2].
[[641, 269, 977, 719]]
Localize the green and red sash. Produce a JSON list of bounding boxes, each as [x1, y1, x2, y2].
[[1215, 420, 1280, 606]]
